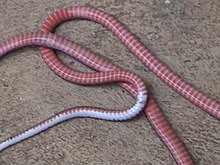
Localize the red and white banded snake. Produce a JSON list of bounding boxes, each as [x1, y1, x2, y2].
[[0, 6, 219, 165]]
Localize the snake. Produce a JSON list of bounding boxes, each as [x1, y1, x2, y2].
[[0, 6, 219, 165]]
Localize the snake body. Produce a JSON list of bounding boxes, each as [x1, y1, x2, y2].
[[0, 6, 219, 165]]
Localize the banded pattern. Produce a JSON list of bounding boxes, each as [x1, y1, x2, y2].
[[0, 6, 219, 165], [40, 7, 219, 165], [40, 6, 220, 164], [0, 32, 147, 151]]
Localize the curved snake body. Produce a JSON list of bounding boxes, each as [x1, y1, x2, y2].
[[0, 6, 219, 165]]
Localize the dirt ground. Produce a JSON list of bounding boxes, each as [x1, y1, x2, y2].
[[0, 0, 219, 164]]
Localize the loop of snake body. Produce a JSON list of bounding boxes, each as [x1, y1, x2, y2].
[[0, 6, 219, 165]]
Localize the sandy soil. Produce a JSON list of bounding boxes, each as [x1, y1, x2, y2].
[[0, 0, 219, 164]]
